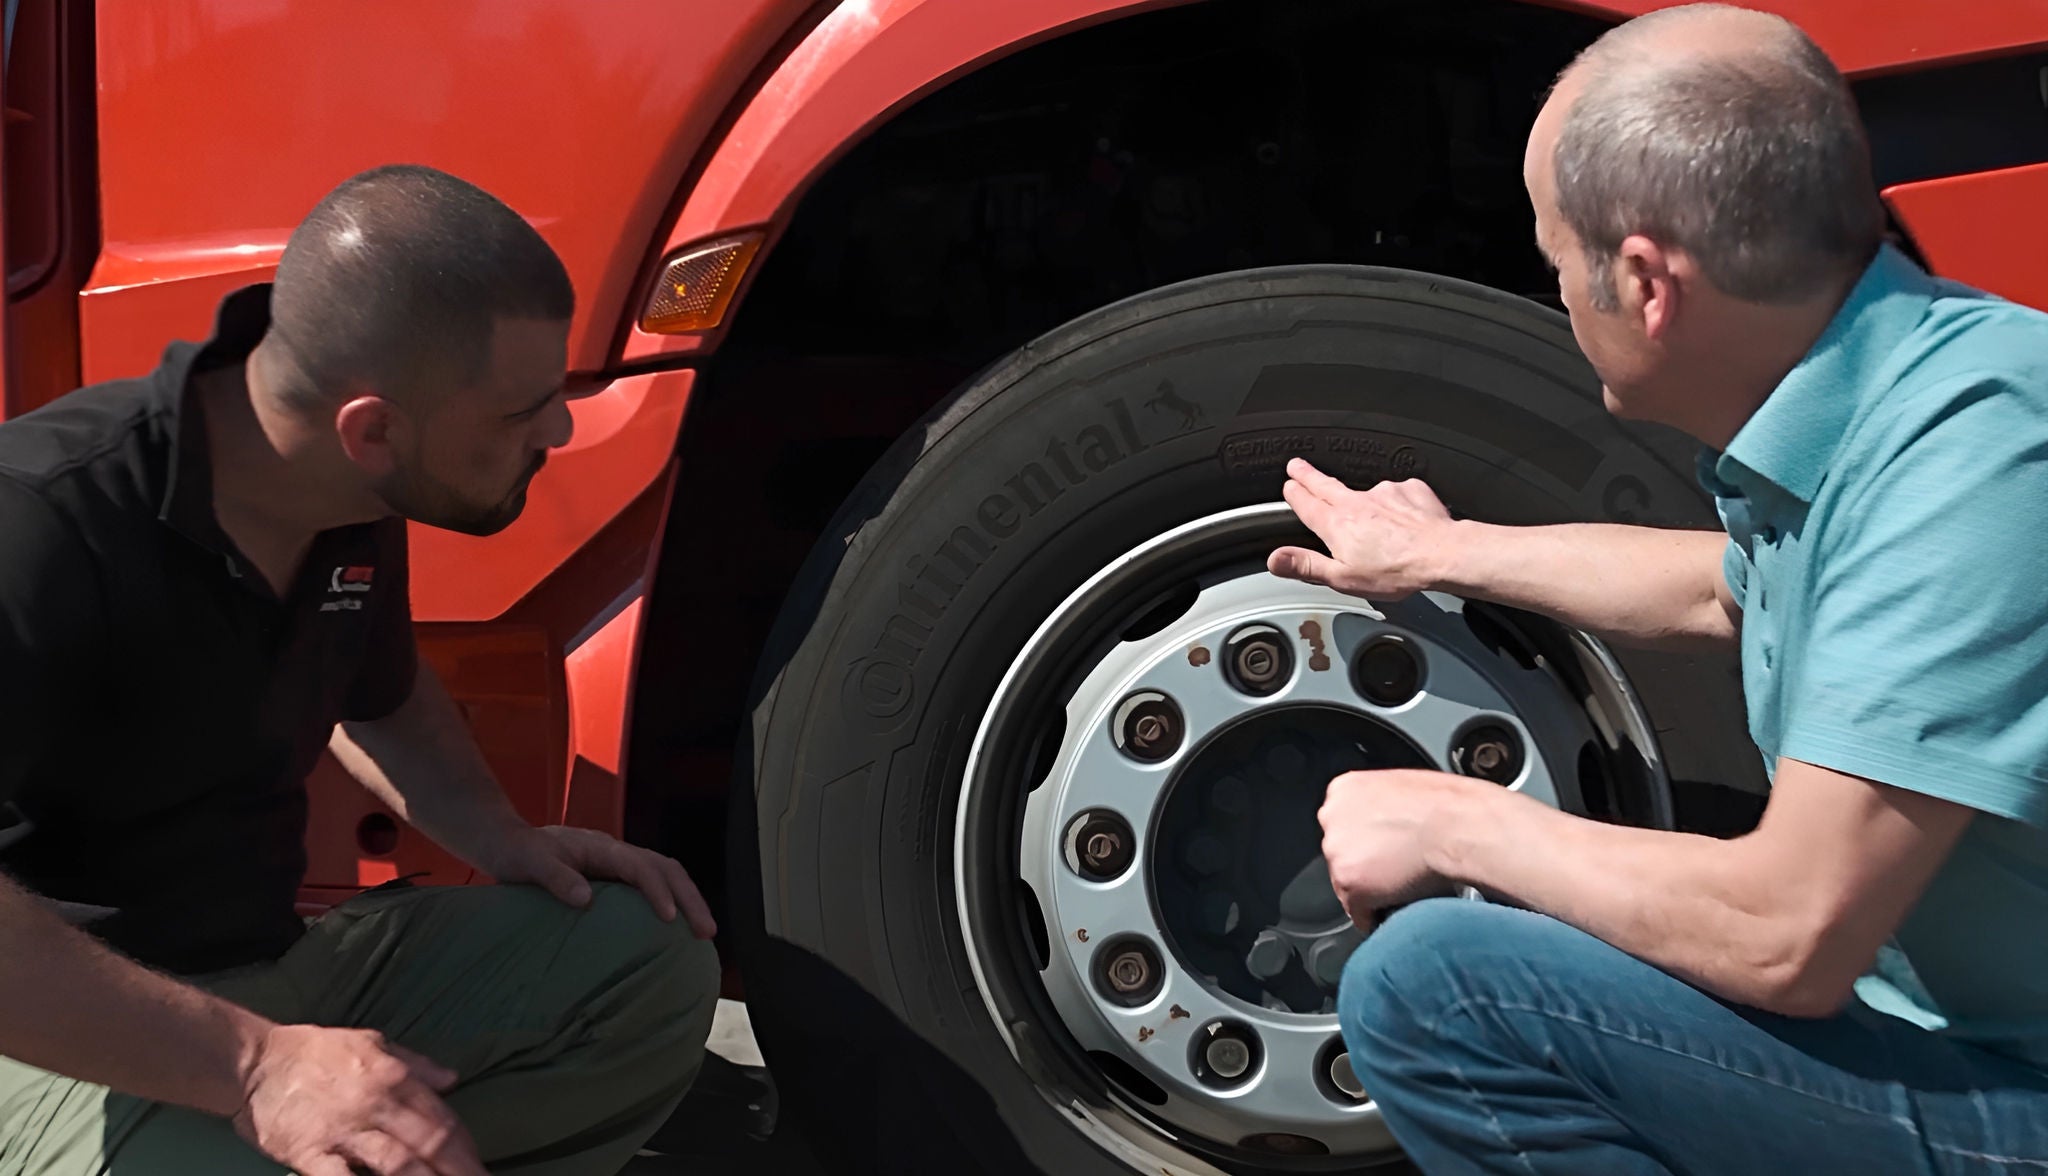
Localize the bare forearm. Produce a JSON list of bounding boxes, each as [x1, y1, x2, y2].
[[0, 875, 271, 1116], [1425, 785, 1803, 1009], [1434, 521, 1735, 649], [332, 668, 525, 867]]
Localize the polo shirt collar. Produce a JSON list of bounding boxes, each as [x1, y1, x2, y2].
[[1717, 243, 1936, 503], [156, 284, 273, 551]]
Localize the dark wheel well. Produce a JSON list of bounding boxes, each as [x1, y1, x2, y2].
[[624, 0, 1619, 911]]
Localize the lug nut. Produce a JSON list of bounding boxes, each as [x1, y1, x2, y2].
[[1222, 624, 1293, 697], [1246, 929, 1291, 980], [1264, 741, 1307, 779], [1095, 938, 1164, 1005], [1354, 635, 1423, 707], [1205, 1035, 1252, 1079], [1328, 1051, 1366, 1100], [1066, 811, 1135, 880], [1108, 950, 1151, 993], [1199, 891, 1239, 936], [1182, 832, 1229, 877], [1192, 1020, 1262, 1089], [1308, 935, 1355, 988], [1114, 691, 1184, 762], [1238, 643, 1278, 682], [1209, 775, 1247, 816], [1452, 722, 1524, 785]]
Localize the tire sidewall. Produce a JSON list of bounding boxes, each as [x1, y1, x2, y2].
[[741, 267, 1751, 1172]]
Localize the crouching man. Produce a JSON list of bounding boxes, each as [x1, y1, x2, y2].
[[0, 165, 719, 1175], [1275, 6, 2048, 1171]]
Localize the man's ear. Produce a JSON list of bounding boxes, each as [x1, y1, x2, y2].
[[1616, 234, 1680, 341], [333, 395, 404, 477]]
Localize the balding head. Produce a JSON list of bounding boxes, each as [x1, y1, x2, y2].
[[1537, 3, 1883, 308], [266, 164, 574, 412]]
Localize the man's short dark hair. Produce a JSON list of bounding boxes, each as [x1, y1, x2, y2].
[[1554, 4, 1886, 308], [267, 164, 574, 406]]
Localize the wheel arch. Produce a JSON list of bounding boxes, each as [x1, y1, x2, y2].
[[618, 0, 1623, 912], [616, 0, 2047, 367], [618, 0, 2012, 916]]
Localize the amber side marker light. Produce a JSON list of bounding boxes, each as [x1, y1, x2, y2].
[[639, 234, 764, 334]]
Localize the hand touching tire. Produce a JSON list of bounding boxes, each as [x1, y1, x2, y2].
[[1268, 459, 1457, 600]]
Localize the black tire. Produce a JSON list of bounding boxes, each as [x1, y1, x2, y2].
[[731, 266, 1758, 1175]]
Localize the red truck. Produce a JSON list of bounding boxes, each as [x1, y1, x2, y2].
[[4, 0, 2045, 1169]]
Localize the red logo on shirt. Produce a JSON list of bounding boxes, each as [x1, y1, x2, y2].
[[329, 565, 375, 593]]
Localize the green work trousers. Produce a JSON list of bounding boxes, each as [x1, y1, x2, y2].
[[0, 881, 720, 1175]]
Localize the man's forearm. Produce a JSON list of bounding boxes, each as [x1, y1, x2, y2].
[[331, 667, 527, 868], [0, 874, 272, 1116], [1434, 521, 1736, 650], [1423, 783, 1807, 1011]]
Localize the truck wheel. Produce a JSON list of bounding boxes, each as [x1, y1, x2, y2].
[[731, 266, 1755, 1174]]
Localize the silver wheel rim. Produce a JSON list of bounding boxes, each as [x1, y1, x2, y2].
[[955, 503, 1670, 1171]]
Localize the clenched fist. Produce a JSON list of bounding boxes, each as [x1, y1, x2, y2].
[[1268, 459, 1457, 600], [233, 1024, 484, 1176], [1319, 769, 1474, 928]]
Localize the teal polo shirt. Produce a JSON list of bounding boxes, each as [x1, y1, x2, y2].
[[1701, 243, 2048, 1068]]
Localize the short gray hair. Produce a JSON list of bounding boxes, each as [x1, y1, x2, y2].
[[1554, 5, 1885, 308]]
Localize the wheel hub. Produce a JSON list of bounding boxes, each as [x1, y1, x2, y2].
[[1020, 580, 1585, 1158], [1153, 706, 1430, 1016], [956, 504, 1671, 1172]]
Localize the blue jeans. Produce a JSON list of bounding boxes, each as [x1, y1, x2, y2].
[[1338, 900, 2048, 1174]]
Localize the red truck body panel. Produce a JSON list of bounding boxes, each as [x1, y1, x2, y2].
[[4, 0, 2044, 895]]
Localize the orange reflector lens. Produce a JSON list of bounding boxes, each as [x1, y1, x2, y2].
[[638, 234, 763, 334]]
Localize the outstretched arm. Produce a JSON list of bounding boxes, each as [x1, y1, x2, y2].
[[1270, 459, 1738, 650]]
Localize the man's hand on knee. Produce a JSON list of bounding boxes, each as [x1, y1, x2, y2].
[[479, 824, 718, 938], [233, 1024, 485, 1176]]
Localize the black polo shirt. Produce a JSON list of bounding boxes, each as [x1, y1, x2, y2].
[[0, 286, 417, 974]]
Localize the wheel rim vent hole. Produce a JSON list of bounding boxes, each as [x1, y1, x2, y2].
[[1088, 1050, 1169, 1107], [1121, 580, 1200, 642]]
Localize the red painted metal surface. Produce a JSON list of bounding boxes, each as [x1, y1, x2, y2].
[[85, 0, 816, 379], [29, 0, 2048, 878], [1886, 163, 2048, 312], [302, 624, 559, 896], [562, 597, 646, 834], [623, 0, 2048, 364], [622, 0, 1186, 364], [2, 0, 97, 420]]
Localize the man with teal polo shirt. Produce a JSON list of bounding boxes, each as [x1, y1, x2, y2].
[[1269, 4, 2048, 1170]]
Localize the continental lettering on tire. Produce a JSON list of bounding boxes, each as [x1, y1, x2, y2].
[[1219, 428, 1425, 484], [841, 395, 1183, 730]]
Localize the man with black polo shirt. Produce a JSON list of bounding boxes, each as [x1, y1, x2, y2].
[[0, 165, 719, 1176]]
